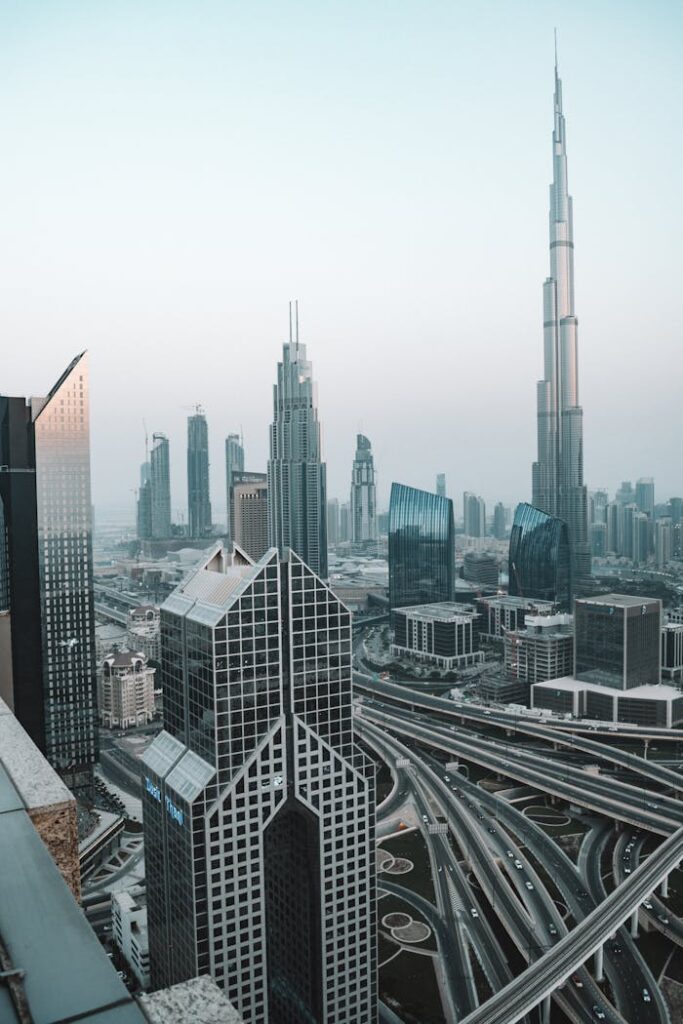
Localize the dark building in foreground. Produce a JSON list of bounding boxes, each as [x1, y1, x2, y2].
[[0, 352, 97, 798], [388, 482, 454, 608], [508, 502, 571, 609], [574, 594, 661, 690], [142, 544, 376, 1024]]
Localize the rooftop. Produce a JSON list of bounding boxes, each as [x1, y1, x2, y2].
[[577, 593, 661, 610], [139, 976, 242, 1024], [395, 602, 477, 622], [533, 677, 682, 703], [0, 697, 73, 811]]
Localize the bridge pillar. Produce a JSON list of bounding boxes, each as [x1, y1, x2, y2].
[[541, 994, 551, 1024], [661, 874, 669, 899], [643, 739, 649, 760], [594, 943, 604, 982], [630, 909, 639, 938]]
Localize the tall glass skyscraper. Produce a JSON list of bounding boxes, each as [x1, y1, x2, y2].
[[0, 352, 97, 798], [142, 544, 376, 1024], [508, 502, 572, 609], [532, 54, 590, 584], [350, 433, 377, 545], [225, 432, 245, 540], [187, 408, 212, 538], [151, 432, 172, 539], [267, 303, 328, 578], [388, 482, 454, 608]]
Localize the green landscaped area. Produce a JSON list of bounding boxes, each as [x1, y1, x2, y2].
[[379, 828, 436, 904]]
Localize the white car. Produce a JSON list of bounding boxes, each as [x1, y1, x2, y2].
[[525, 881, 534, 891], [470, 908, 479, 918]]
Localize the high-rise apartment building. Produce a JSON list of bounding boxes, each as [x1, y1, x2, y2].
[[232, 471, 268, 561], [389, 482, 454, 608], [225, 433, 245, 539], [436, 473, 446, 499], [615, 481, 634, 506], [531, 55, 590, 583], [0, 353, 97, 798], [151, 433, 172, 539], [635, 477, 655, 520], [137, 459, 153, 541], [655, 517, 673, 568], [142, 544, 376, 1023], [187, 408, 212, 538], [463, 492, 486, 537], [326, 498, 340, 546], [350, 434, 378, 545], [267, 303, 327, 577], [492, 502, 507, 540], [339, 502, 351, 543]]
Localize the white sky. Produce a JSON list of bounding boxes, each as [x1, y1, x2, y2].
[[1, 1, 681, 523]]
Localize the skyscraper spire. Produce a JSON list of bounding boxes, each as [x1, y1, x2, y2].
[[532, 47, 591, 586]]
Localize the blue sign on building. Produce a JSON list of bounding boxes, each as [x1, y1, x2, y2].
[[145, 776, 161, 801], [165, 794, 184, 826]]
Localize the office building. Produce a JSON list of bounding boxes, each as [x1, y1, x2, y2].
[[142, 544, 376, 1023], [187, 408, 212, 538], [113, 888, 151, 989], [0, 352, 97, 798], [388, 482, 454, 608], [616, 481, 634, 506], [98, 650, 156, 730], [662, 622, 683, 684], [590, 489, 608, 525], [339, 501, 351, 543], [531, 56, 590, 584], [590, 521, 607, 557], [476, 595, 555, 641], [463, 492, 486, 537], [327, 498, 340, 546], [463, 551, 499, 587], [508, 502, 572, 608], [232, 471, 268, 561], [267, 303, 328, 577], [225, 433, 245, 540], [391, 602, 483, 670], [504, 613, 574, 685], [151, 433, 172, 539], [635, 477, 655, 521], [137, 476, 153, 541], [655, 517, 673, 568], [493, 502, 507, 540], [350, 433, 378, 545], [436, 473, 446, 498], [575, 594, 661, 689]]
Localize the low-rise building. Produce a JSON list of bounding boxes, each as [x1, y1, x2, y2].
[[531, 676, 683, 728], [112, 888, 150, 989], [391, 602, 484, 669], [504, 613, 574, 685], [462, 551, 499, 587], [99, 650, 156, 730], [476, 595, 555, 641], [127, 604, 160, 662]]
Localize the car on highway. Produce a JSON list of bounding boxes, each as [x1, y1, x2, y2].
[[506, 850, 514, 859], [444, 775, 450, 782], [571, 975, 583, 988], [642, 989, 651, 1003], [576, 889, 589, 898], [514, 859, 523, 869], [488, 826, 496, 834], [658, 914, 670, 924], [470, 908, 479, 918], [642, 900, 653, 910], [525, 881, 534, 891], [592, 1005, 606, 1020], [548, 923, 558, 936], [611, 943, 622, 953]]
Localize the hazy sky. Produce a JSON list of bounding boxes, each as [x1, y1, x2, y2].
[[2, 1, 682, 524]]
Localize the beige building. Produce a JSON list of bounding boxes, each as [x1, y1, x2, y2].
[[0, 696, 80, 900], [99, 650, 156, 729], [127, 604, 160, 662], [504, 613, 574, 685], [233, 475, 268, 560]]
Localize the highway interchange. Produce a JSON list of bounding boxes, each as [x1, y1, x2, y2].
[[355, 635, 683, 1024]]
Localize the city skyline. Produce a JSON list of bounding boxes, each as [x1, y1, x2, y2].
[[2, 5, 682, 514]]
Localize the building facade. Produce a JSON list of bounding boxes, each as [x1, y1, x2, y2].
[[98, 650, 156, 729], [127, 605, 161, 663], [112, 888, 150, 989], [476, 595, 555, 641], [232, 472, 268, 561], [350, 434, 378, 545], [391, 603, 483, 669], [504, 613, 574, 685], [436, 473, 446, 499], [492, 502, 507, 540], [463, 492, 486, 537], [662, 622, 683, 683], [388, 482, 454, 609], [574, 594, 661, 690], [531, 57, 590, 584], [187, 409, 212, 538], [508, 502, 572, 609], [267, 304, 328, 578], [151, 433, 172, 540], [142, 545, 376, 1024], [462, 551, 499, 587], [0, 352, 97, 798]]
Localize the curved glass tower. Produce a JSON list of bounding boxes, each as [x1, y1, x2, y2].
[[532, 53, 590, 584], [508, 502, 572, 609], [388, 482, 454, 608]]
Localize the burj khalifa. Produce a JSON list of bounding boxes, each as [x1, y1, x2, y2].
[[532, 52, 591, 584]]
